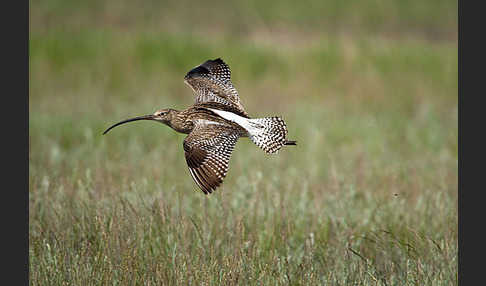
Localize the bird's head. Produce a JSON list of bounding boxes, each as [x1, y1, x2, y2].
[[152, 108, 175, 123], [102, 108, 176, 135]]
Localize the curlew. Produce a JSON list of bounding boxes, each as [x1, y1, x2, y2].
[[103, 58, 296, 194]]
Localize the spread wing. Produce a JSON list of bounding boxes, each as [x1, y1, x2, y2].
[[184, 58, 248, 117], [183, 123, 241, 194]]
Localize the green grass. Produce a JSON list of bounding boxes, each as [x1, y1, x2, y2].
[[30, 1, 457, 285]]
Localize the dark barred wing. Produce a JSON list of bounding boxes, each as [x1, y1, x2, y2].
[[183, 123, 241, 194], [184, 58, 248, 117]]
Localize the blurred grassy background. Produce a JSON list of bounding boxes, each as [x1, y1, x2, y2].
[[29, 0, 457, 284]]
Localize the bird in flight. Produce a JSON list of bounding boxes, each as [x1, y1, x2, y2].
[[103, 58, 296, 194]]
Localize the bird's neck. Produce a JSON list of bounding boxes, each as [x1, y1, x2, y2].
[[166, 110, 192, 134]]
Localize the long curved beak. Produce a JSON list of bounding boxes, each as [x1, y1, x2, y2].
[[103, 115, 156, 135]]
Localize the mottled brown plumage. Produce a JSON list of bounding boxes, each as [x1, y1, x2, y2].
[[184, 58, 248, 117], [103, 58, 296, 195]]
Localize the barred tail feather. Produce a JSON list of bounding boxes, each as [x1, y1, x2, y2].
[[248, 117, 294, 153], [205, 108, 296, 153]]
